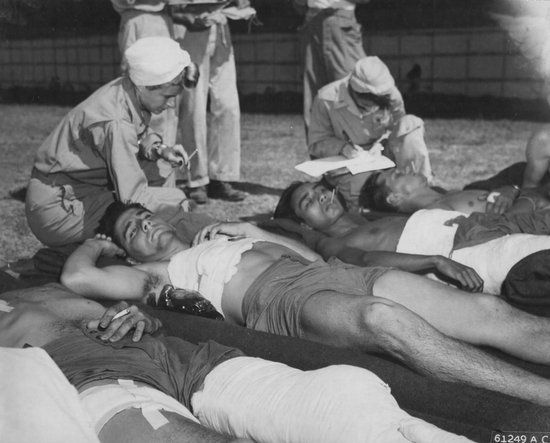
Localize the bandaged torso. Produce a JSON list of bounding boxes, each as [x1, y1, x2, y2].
[[396, 209, 465, 257], [167, 238, 259, 316]]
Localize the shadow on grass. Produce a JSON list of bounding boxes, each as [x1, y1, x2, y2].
[[8, 186, 27, 202], [231, 181, 284, 196], [241, 213, 274, 224], [5, 182, 283, 203]]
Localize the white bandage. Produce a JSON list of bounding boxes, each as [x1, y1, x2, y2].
[[486, 192, 501, 204], [191, 357, 474, 443], [79, 379, 198, 434], [0, 300, 14, 312], [125, 37, 191, 86]]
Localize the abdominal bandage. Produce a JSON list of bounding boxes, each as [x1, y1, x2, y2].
[[79, 379, 198, 434], [191, 357, 473, 443]]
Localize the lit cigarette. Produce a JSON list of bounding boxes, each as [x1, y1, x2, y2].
[[187, 149, 198, 162], [330, 189, 335, 203], [112, 308, 131, 321]]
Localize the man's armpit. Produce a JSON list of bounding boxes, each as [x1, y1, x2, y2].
[[143, 273, 162, 305]]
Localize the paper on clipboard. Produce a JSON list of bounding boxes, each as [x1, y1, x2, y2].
[[167, 0, 228, 5], [295, 149, 395, 178]]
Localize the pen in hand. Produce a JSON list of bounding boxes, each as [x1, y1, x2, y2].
[[342, 130, 353, 145], [341, 130, 361, 158]]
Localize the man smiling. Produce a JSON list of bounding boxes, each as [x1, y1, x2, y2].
[[61, 201, 550, 406], [274, 180, 550, 294]]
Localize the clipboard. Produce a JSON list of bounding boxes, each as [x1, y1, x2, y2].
[[295, 150, 395, 178]]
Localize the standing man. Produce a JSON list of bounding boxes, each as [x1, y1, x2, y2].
[[171, 1, 248, 204], [294, 0, 370, 135]]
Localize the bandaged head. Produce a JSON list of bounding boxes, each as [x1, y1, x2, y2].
[[125, 37, 191, 86], [349, 56, 395, 96]]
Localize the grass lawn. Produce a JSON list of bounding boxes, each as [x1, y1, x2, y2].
[[0, 103, 544, 263]]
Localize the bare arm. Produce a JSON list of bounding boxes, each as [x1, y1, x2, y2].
[[105, 121, 187, 212], [193, 221, 322, 262], [61, 238, 159, 302], [317, 237, 484, 292], [523, 126, 550, 188]]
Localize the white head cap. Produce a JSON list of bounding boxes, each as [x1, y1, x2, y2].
[[125, 37, 191, 86], [348, 56, 395, 95]]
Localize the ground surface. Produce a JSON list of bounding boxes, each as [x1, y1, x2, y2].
[[0, 104, 542, 263]]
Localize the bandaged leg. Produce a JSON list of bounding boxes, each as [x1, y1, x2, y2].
[[79, 379, 199, 435], [191, 357, 473, 443]]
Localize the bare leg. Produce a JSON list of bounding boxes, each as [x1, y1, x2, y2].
[[100, 408, 251, 443], [299, 290, 550, 406], [373, 270, 550, 364]]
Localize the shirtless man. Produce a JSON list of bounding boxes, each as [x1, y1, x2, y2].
[[273, 180, 550, 294], [0, 282, 249, 443], [1, 282, 476, 443], [361, 168, 550, 215], [61, 202, 550, 406]]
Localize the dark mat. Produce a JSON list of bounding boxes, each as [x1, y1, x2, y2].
[[2, 271, 550, 442], [146, 307, 550, 442]]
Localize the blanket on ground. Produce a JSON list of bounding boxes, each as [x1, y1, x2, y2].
[[2, 271, 550, 443]]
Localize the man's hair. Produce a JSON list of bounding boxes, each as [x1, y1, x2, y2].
[[273, 181, 305, 222], [274, 179, 348, 222], [348, 85, 392, 110], [359, 171, 397, 212], [96, 201, 148, 246], [145, 63, 200, 90]]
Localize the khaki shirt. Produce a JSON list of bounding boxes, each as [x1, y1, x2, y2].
[[32, 77, 184, 211], [308, 76, 406, 159]]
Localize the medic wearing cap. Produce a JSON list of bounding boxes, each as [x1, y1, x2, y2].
[[308, 56, 433, 210], [26, 37, 199, 248]]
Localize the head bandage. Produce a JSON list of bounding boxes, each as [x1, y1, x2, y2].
[[349, 56, 395, 95], [125, 37, 191, 87]]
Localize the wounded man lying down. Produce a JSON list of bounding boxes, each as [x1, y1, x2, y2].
[[0, 283, 472, 443], [61, 201, 550, 407], [275, 180, 550, 294]]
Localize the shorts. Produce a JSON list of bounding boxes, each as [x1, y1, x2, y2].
[[242, 255, 390, 338], [44, 329, 244, 410]]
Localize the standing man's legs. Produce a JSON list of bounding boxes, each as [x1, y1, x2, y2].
[[178, 26, 210, 200], [178, 25, 245, 203], [206, 23, 244, 201], [301, 9, 366, 137]]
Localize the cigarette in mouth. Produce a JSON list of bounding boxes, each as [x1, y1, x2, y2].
[[112, 308, 131, 321], [330, 189, 335, 203]]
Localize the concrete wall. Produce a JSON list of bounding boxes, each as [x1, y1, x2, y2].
[[0, 27, 545, 100]]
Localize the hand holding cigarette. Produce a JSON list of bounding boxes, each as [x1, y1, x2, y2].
[[86, 303, 162, 343]]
